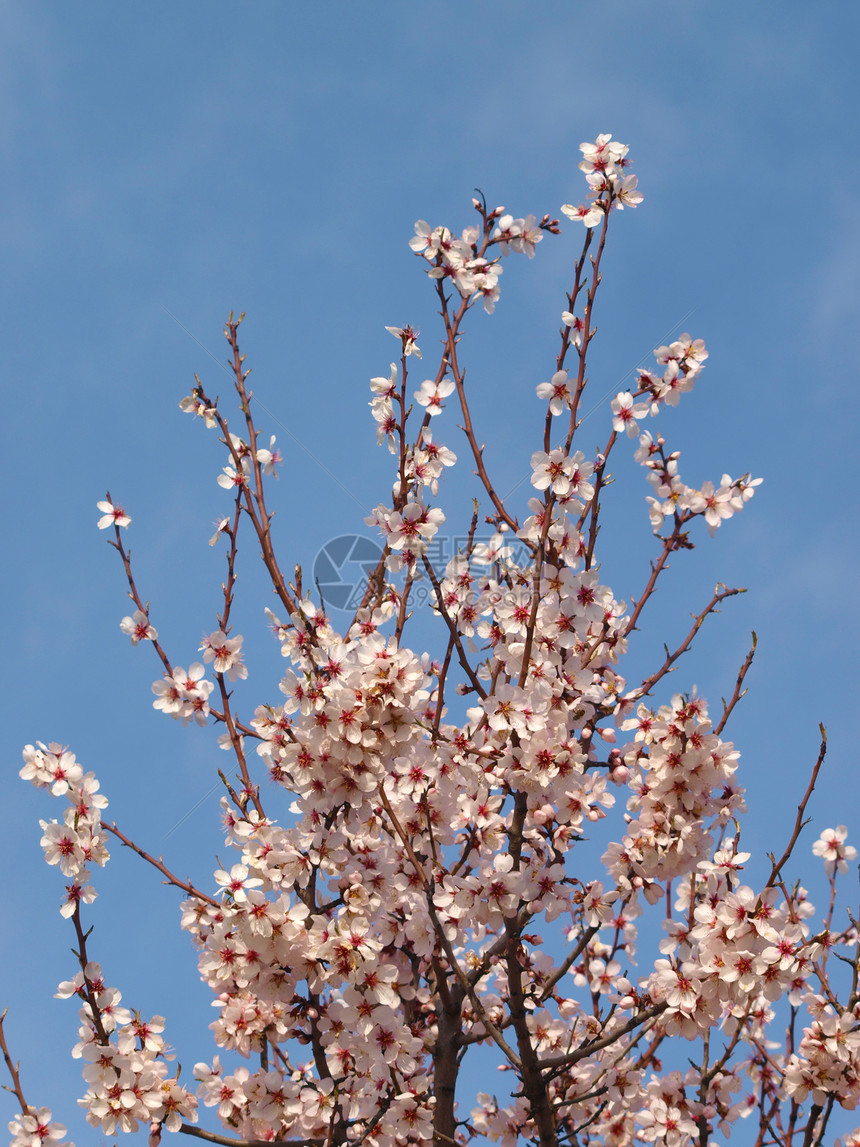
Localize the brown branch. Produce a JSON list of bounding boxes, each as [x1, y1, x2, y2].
[[629, 585, 746, 701], [431, 630, 456, 738], [196, 320, 297, 620], [179, 1124, 323, 1147], [566, 198, 612, 449], [0, 1011, 29, 1115], [464, 907, 533, 989], [396, 348, 410, 511], [765, 726, 827, 889], [103, 822, 220, 905], [801, 1104, 824, 1147], [395, 565, 416, 641], [421, 556, 487, 700], [423, 894, 522, 1070], [217, 493, 244, 633], [378, 777, 522, 1070], [538, 924, 600, 1002], [106, 510, 172, 678], [516, 502, 551, 690], [227, 322, 297, 619], [504, 925, 557, 1147], [498, 788, 556, 1146], [582, 430, 616, 571], [541, 1003, 667, 1071], [715, 632, 757, 736], [433, 985, 463, 1147], [543, 225, 594, 458], [70, 905, 112, 1046], [107, 508, 258, 739], [436, 284, 518, 532], [430, 501, 479, 737], [214, 674, 265, 820], [377, 785, 430, 890], [623, 517, 688, 638]]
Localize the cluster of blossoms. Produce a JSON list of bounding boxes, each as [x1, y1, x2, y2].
[[608, 333, 708, 437], [366, 498, 446, 570], [200, 629, 247, 682], [783, 1000, 860, 1111], [21, 743, 109, 919], [561, 133, 642, 228], [409, 220, 504, 313], [813, 825, 858, 875], [637, 436, 760, 537], [410, 200, 553, 315], [60, 965, 196, 1139], [11, 136, 854, 1147], [216, 431, 282, 490], [152, 662, 214, 725], [17, 747, 197, 1140], [8, 1108, 71, 1147]]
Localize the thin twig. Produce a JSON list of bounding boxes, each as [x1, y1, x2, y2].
[[629, 585, 746, 701], [179, 1125, 323, 1147], [715, 632, 757, 735], [766, 726, 827, 889], [0, 1011, 30, 1115], [104, 823, 220, 905]]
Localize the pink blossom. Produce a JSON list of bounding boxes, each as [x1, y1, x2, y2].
[[414, 377, 455, 415], [96, 500, 130, 530], [120, 610, 157, 645], [813, 825, 858, 874]]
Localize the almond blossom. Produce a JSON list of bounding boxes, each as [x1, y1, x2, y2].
[[413, 377, 455, 416], [385, 323, 422, 358], [8, 1109, 72, 1147], [200, 630, 247, 681], [537, 370, 572, 415], [813, 825, 858, 874], [96, 500, 130, 530], [119, 610, 157, 645], [255, 435, 282, 476]]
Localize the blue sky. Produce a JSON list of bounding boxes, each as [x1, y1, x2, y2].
[[3, 2, 859, 1142]]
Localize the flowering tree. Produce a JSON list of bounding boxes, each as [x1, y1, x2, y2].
[[6, 134, 859, 1147]]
